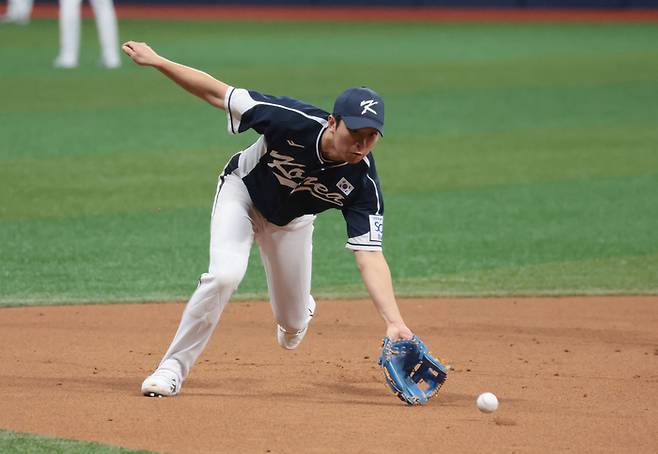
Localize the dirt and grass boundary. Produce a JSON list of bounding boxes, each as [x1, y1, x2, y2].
[[25, 4, 658, 22]]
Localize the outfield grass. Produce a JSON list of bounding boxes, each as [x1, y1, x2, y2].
[[1, 20, 657, 305], [0, 429, 154, 453]]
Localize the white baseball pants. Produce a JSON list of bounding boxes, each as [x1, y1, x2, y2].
[[2, 0, 33, 22], [158, 174, 315, 380], [56, 0, 120, 67]]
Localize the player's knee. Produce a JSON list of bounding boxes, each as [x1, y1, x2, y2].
[[273, 296, 315, 333], [276, 320, 294, 333], [202, 268, 243, 293], [189, 270, 243, 318], [275, 315, 307, 334]]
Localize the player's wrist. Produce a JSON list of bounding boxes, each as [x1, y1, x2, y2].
[[150, 55, 169, 69], [385, 321, 413, 340], [385, 319, 405, 328]]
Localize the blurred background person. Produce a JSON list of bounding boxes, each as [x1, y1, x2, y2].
[[54, 0, 121, 69], [0, 0, 33, 25]]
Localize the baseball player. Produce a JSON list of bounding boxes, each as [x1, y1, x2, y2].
[[0, 0, 32, 24], [54, 0, 120, 68], [122, 41, 414, 398]]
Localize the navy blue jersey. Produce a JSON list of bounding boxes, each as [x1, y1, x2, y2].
[[222, 87, 384, 251]]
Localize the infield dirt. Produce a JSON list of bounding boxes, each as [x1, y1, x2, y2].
[[1, 296, 657, 453]]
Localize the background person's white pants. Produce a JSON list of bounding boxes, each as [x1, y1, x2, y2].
[[1, 0, 33, 23], [158, 174, 315, 380], [56, 0, 120, 67]]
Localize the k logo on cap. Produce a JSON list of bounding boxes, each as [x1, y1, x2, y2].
[[360, 100, 379, 115]]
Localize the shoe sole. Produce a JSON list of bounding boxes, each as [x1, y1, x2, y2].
[[144, 391, 165, 398], [141, 381, 178, 397], [142, 388, 176, 398]]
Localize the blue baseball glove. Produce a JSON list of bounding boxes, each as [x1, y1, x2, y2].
[[378, 335, 448, 405]]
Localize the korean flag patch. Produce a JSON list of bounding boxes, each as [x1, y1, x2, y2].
[[369, 215, 384, 242], [336, 177, 354, 196]]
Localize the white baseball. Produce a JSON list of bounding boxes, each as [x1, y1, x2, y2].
[[476, 392, 499, 413]]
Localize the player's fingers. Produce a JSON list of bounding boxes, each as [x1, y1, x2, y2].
[[121, 44, 134, 57], [401, 325, 414, 340]]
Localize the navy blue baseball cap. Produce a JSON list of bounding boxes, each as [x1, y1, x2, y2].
[[333, 87, 385, 136]]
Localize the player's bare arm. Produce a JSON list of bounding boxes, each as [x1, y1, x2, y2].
[[354, 250, 413, 341], [122, 41, 229, 109]]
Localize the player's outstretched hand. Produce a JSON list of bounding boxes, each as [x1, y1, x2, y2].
[[122, 41, 162, 67], [386, 321, 414, 341]]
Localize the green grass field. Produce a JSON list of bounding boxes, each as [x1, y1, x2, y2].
[[0, 429, 154, 453], [1, 20, 657, 307]]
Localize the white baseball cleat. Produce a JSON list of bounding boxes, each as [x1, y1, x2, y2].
[[141, 368, 181, 397], [100, 57, 121, 69], [53, 57, 78, 69], [277, 296, 316, 350], [0, 15, 30, 25]]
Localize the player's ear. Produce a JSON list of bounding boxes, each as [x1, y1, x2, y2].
[[327, 114, 337, 131]]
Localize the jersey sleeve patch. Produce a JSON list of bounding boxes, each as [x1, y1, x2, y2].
[[368, 215, 384, 242]]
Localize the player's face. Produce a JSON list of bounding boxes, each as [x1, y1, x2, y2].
[[331, 118, 380, 164]]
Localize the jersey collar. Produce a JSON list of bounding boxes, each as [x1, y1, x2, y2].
[[316, 125, 328, 164]]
